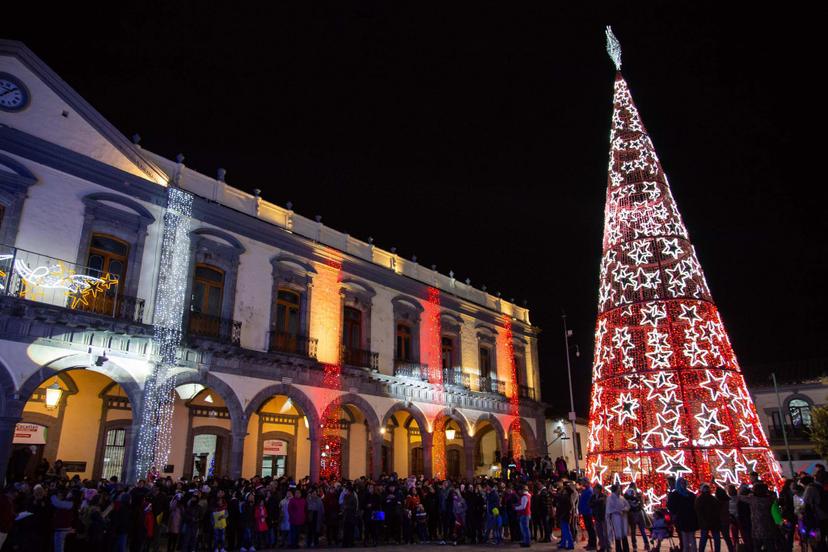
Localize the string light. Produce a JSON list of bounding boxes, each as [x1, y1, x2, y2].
[[503, 316, 522, 458], [585, 33, 782, 510], [320, 259, 344, 481], [135, 186, 193, 478]]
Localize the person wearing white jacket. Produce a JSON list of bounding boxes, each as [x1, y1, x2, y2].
[[606, 484, 631, 552]]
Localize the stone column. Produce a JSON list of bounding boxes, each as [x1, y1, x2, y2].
[[464, 434, 475, 480], [421, 430, 433, 478], [370, 434, 383, 480], [123, 418, 141, 483], [0, 415, 21, 486], [229, 431, 246, 479], [309, 434, 321, 482]]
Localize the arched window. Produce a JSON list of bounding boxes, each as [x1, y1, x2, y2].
[[789, 398, 812, 429], [344, 307, 362, 349], [396, 324, 412, 361]]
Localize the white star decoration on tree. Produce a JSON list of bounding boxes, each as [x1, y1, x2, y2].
[[714, 449, 747, 485], [679, 304, 703, 325], [739, 420, 760, 446], [646, 328, 673, 369], [611, 392, 640, 424], [700, 371, 732, 401], [683, 333, 709, 367], [642, 371, 678, 400], [591, 455, 608, 484], [660, 238, 682, 258], [658, 390, 684, 417], [643, 488, 667, 515], [623, 456, 641, 482], [694, 403, 729, 446], [656, 450, 692, 477], [640, 303, 667, 327], [627, 240, 653, 264]]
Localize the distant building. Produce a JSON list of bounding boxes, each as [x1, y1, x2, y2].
[[750, 367, 828, 475], [545, 413, 587, 474]]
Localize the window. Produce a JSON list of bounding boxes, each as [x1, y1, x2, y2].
[[515, 354, 526, 385], [411, 447, 424, 476], [189, 265, 225, 339], [275, 289, 301, 336], [790, 398, 812, 429], [396, 324, 412, 361], [84, 234, 129, 314], [101, 428, 126, 480], [441, 337, 454, 370], [344, 307, 362, 350], [479, 346, 492, 377]]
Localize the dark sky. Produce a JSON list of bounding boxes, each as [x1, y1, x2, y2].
[[9, 3, 826, 413]]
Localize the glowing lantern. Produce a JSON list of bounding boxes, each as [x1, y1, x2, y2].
[[45, 383, 62, 410]]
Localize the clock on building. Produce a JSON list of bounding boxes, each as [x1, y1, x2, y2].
[[0, 72, 30, 112]]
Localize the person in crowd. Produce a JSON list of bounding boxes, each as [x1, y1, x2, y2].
[[288, 488, 308, 548], [581, 478, 597, 550], [738, 482, 779, 552], [625, 482, 650, 552], [695, 483, 722, 552], [558, 480, 576, 550], [514, 484, 533, 548], [591, 483, 609, 552], [668, 477, 698, 552], [714, 486, 735, 552], [606, 484, 630, 552], [650, 509, 670, 552]]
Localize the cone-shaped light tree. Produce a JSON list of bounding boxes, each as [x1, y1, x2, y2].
[[585, 27, 783, 508]]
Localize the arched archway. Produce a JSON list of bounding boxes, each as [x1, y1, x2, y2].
[[5, 363, 140, 483], [508, 417, 539, 460], [244, 384, 321, 481], [473, 414, 507, 476], [320, 393, 382, 479], [433, 408, 474, 480], [382, 402, 432, 477]]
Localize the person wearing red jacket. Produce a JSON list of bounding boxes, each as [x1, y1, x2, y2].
[[515, 485, 533, 548]]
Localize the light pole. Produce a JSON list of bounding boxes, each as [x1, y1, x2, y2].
[[562, 312, 580, 473], [771, 372, 795, 477]]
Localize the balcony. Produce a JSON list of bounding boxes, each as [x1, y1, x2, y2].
[[393, 360, 430, 381], [0, 244, 145, 323], [518, 384, 536, 401], [442, 366, 471, 389], [478, 376, 507, 395], [341, 346, 378, 371], [268, 331, 318, 359], [187, 312, 241, 345]]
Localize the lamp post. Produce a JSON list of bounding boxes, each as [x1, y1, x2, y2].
[[771, 372, 795, 477], [562, 312, 579, 473]]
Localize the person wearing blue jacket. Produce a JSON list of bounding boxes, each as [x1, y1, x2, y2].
[[580, 479, 598, 550]]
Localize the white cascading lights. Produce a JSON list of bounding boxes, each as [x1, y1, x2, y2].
[[135, 185, 193, 479]]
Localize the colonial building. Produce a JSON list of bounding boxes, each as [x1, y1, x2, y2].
[[748, 361, 828, 475], [0, 40, 545, 484]]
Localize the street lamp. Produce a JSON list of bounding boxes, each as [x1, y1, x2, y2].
[[562, 312, 580, 473], [445, 427, 457, 441], [44, 382, 62, 410]]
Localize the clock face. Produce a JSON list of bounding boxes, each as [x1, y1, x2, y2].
[[0, 73, 30, 112]]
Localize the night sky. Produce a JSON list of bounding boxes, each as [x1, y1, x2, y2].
[[8, 4, 826, 414]]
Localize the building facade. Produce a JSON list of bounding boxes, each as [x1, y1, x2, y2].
[[750, 377, 828, 475], [0, 40, 546, 484]]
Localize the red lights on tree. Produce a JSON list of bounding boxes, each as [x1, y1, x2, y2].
[[586, 28, 782, 510]]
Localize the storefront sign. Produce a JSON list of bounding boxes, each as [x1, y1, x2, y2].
[[263, 439, 287, 456], [13, 423, 46, 445]]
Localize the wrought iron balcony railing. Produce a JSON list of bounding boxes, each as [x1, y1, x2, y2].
[[187, 311, 241, 345], [478, 376, 507, 395], [341, 346, 379, 371], [769, 424, 811, 442], [393, 360, 430, 381], [0, 244, 145, 323], [442, 366, 471, 389], [268, 331, 318, 359]]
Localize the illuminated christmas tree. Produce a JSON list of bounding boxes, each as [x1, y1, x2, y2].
[[585, 27, 783, 508]]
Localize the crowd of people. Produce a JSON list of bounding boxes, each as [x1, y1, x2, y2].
[[0, 455, 825, 552]]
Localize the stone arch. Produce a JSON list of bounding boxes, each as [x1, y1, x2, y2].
[[322, 393, 381, 436], [83, 192, 155, 220], [474, 413, 506, 444], [508, 417, 539, 457], [243, 383, 320, 439], [382, 401, 429, 433], [436, 407, 473, 436], [13, 354, 142, 420], [172, 371, 246, 434]]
